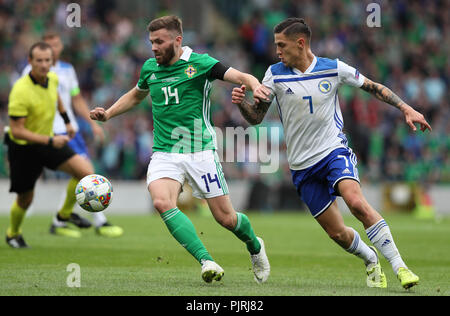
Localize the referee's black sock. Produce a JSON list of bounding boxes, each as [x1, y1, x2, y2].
[[56, 213, 69, 222]]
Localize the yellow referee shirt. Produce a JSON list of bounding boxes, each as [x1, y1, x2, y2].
[[8, 72, 59, 145]]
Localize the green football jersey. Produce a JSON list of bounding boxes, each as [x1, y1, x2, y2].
[[137, 46, 221, 153]]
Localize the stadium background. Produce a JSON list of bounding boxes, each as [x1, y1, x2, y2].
[[0, 0, 448, 215]]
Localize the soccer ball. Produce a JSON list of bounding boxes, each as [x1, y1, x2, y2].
[[75, 174, 113, 212]]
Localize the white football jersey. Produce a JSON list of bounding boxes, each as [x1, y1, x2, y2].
[[22, 61, 80, 134], [262, 56, 365, 170]]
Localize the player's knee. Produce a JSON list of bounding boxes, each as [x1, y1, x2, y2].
[[327, 229, 347, 243], [215, 214, 236, 230], [85, 165, 94, 175], [153, 198, 175, 214], [17, 200, 32, 210], [345, 195, 367, 216], [17, 192, 33, 209], [80, 163, 94, 178]]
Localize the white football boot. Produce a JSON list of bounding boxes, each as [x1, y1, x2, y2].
[[201, 260, 225, 283], [251, 237, 270, 283]]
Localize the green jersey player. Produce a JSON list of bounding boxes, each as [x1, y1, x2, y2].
[[136, 43, 222, 154], [90, 15, 271, 284]]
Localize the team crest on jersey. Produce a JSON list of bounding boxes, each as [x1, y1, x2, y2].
[[318, 79, 332, 94], [185, 65, 197, 78]]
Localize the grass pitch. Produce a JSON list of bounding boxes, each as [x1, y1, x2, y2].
[[0, 212, 449, 296]]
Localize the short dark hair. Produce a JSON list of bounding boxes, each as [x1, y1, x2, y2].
[[147, 15, 183, 36], [28, 41, 53, 59], [274, 18, 311, 42]]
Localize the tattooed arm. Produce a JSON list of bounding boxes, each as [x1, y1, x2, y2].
[[237, 98, 271, 126], [360, 78, 432, 132], [231, 85, 271, 125]]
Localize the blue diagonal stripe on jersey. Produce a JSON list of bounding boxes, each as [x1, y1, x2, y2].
[[333, 93, 344, 129], [350, 150, 357, 165], [274, 72, 338, 83], [334, 113, 343, 129], [337, 133, 348, 146], [275, 95, 283, 124]]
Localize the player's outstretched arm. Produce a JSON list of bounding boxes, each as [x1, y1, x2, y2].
[[90, 87, 148, 122], [231, 85, 271, 125], [223, 68, 271, 102], [360, 77, 432, 132]]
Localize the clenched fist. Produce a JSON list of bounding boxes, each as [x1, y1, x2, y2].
[[90, 107, 109, 122]]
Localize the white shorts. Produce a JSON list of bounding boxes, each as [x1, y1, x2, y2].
[[146, 150, 229, 199]]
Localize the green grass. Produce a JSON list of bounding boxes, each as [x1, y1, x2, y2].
[[0, 212, 449, 296]]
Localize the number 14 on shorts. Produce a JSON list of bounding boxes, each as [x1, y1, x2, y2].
[[201, 173, 221, 192]]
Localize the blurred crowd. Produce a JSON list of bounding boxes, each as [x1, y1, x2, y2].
[[0, 0, 449, 202]]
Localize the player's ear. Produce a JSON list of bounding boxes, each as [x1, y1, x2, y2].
[[296, 37, 305, 49], [175, 35, 183, 45]]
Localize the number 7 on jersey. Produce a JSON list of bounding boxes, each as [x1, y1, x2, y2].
[[303, 96, 314, 114]]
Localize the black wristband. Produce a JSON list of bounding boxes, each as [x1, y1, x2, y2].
[[48, 137, 53, 147], [60, 112, 70, 124]]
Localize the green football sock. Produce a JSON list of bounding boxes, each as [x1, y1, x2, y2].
[[161, 208, 214, 264], [58, 178, 78, 219], [7, 200, 27, 237], [233, 212, 261, 255]]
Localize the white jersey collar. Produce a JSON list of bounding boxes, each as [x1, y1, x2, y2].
[[180, 46, 193, 61], [293, 55, 317, 74], [157, 46, 192, 66]]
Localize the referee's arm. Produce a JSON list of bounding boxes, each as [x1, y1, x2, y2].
[[9, 117, 70, 148], [57, 94, 75, 139], [9, 116, 50, 145]]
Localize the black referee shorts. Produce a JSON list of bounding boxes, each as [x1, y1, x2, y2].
[[5, 134, 76, 194]]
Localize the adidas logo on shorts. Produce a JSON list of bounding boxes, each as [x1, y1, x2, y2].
[[342, 168, 351, 174]]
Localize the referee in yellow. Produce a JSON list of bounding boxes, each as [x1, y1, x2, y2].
[[5, 42, 94, 248]]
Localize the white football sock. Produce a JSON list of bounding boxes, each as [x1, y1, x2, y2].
[[53, 215, 67, 227], [366, 219, 407, 274], [346, 228, 377, 265], [92, 212, 107, 227]]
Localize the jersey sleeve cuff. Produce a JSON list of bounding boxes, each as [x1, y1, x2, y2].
[[70, 87, 80, 97], [357, 73, 366, 87], [136, 83, 149, 91]]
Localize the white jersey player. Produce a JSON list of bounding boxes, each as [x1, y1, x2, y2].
[[21, 32, 123, 238], [261, 56, 363, 171], [232, 18, 431, 290]]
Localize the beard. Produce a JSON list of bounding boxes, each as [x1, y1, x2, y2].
[[157, 45, 176, 65]]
